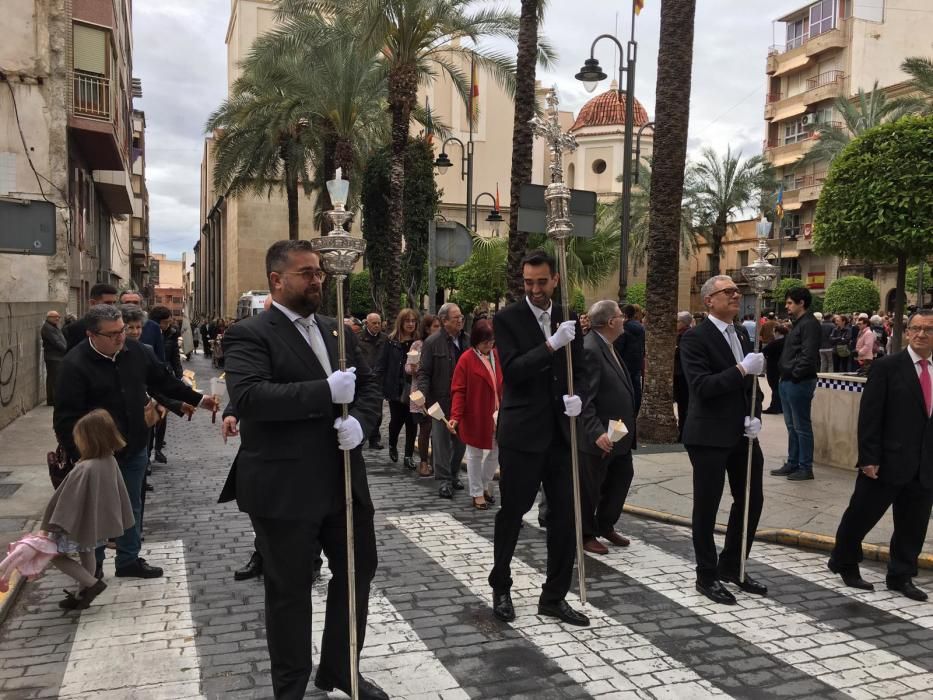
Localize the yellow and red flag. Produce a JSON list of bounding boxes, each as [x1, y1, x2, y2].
[[469, 57, 479, 126], [634, 0, 645, 15]]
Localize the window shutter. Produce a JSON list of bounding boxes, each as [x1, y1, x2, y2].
[[73, 24, 106, 74]]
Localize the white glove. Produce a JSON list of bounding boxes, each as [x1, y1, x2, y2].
[[547, 321, 576, 350], [333, 415, 364, 450], [744, 416, 762, 439], [739, 352, 765, 376], [326, 367, 357, 404], [563, 394, 582, 417]]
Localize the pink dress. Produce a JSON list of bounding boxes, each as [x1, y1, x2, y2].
[[0, 534, 58, 592]]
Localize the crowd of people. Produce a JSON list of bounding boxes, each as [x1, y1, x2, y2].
[[4, 245, 931, 700]]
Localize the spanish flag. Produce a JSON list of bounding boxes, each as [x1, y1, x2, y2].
[[775, 185, 784, 219], [469, 56, 479, 127], [634, 0, 645, 15], [425, 96, 434, 145]]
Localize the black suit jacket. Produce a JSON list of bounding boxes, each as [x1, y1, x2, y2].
[[680, 318, 762, 448], [580, 331, 637, 456], [220, 306, 382, 519], [857, 350, 933, 488], [493, 300, 586, 453]]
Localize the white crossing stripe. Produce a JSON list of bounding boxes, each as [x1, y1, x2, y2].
[[58, 540, 204, 699], [312, 558, 468, 700], [587, 528, 931, 698], [389, 513, 729, 699], [748, 539, 933, 629]]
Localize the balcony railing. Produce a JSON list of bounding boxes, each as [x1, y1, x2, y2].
[[782, 171, 828, 192], [73, 71, 112, 120], [770, 25, 839, 55], [806, 70, 845, 91], [767, 92, 783, 103]]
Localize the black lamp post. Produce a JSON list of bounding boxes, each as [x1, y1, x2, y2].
[[634, 121, 654, 184], [434, 136, 475, 230], [473, 192, 504, 237], [576, 25, 638, 303]]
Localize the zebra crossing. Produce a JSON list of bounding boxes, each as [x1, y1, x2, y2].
[[2, 460, 933, 699]]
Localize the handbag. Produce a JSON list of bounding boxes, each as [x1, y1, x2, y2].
[[47, 444, 75, 489], [834, 343, 851, 358], [144, 398, 161, 428]]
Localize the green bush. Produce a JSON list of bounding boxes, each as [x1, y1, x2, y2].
[[767, 277, 805, 302], [349, 270, 373, 320], [571, 288, 586, 314], [623, 282, 646, 308], [823, 276, 881, 315]]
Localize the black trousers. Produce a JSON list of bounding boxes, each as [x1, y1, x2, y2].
[[687, 440, 764, 583], [387, 400, 416, 457], [830, 472, 933, 582], [489, 444, 575, 603], [45, 359, 61, 405], [673, 374, 689, 441], [766, 373, 782, 412], [251, 506, 377, 700], [369, 401, 384, 445], [630, 371, 643, 416], [580, 451, 634, 538]]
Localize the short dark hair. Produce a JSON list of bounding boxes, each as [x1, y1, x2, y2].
[[521, 250, 557, 276], [85, 304, 122, 332], [785, 286, 812, 308], [89, 283, 118, 300], [908, 309, 933, 327], [470, 319, 494, 346], [419, 313, 437, 340], [621, 304, 637, 319], [149, 306, 172, 322], [266, 240, 318, 281]]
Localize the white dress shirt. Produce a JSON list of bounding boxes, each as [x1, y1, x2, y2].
[[708, 315, 744, 363], [272, 301, 333, 374], [525, 296, 553, 339], [907, 346, 933, 417]]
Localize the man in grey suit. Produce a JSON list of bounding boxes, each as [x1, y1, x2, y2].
[[579, 300, 637, 554], [41, 310, 66, 405]]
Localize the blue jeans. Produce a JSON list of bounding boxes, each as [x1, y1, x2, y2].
[[96, 447, 148, 569], [779, 379, 817, 473]]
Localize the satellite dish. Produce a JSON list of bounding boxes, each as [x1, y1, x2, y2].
[[434, 221, 472, 267]]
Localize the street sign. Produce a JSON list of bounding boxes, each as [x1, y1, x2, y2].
[[434, 220, 472, 267], [0, 199, 56, 255], [516, 184, 597, 238]]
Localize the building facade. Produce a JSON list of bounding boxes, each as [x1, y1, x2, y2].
[[761, 0, 930, 311], [0, 0, 142, 428]]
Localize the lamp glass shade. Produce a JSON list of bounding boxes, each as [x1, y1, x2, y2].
[[575, 58, 606, 93], [326, 178, 350, 207], [486, 210, 504, 223]]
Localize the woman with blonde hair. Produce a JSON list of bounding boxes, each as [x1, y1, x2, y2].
[[380, 308, 421, 469]]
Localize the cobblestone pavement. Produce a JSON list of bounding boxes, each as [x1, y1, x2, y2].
[[1, 356, 932, 699]]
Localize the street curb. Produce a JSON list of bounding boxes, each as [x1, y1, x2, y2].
[[623, 504, 933, 570], [0, 571, 24, 626]]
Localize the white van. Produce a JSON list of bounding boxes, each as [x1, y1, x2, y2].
[[236, 290, 270, 319]]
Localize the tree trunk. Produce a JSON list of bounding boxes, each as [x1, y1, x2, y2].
[[506, 0, 540, 302], [386, 66, 418, 322], [891, 253, 907, 352], [286, 172, 300, 241], [640, 0, 697, 443]]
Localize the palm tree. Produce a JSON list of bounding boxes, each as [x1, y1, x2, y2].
[[640, 0, 697, 443], [798, 82, 923, 169], [900, 57, 933, 114], [344, 0, 523, 321], [206, 64, 318, 240], [686, 147, 773, 276]]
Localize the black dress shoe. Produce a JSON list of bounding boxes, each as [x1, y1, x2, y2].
[[770, 462, 796, 476], [144, 482, 154, 492], [389, 446, 399, 462], [94, 564, 103, 580], [887, 578, 928, 601], [369, 440, 385, 450], [315, 675, 389, 700], [234, 551, 263, 581], [696, 579, 737, 605], [154, 450, 167, 464], [114, 558, 163, 579], [452, 479, 464, 491], [403, 456, 415, 471], [827, 561, 875, 590], [438, 484, 453, 499], [492, 591, 515, 621], [538, 599, 590, 626], [719, 571, 768, 596]]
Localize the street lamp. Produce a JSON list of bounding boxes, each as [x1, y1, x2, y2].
[[633, 121, 654, 184], [473, 192, 504, 237], [576, 26, 638, 303], [434, 136, 475, 230]]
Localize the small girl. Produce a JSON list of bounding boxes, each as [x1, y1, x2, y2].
[[39, 410, 134, 609]]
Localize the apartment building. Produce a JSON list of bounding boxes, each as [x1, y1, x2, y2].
[[130, 109, 152, 300], [0, 0, 143, 428], [761, 0, 930, 311]]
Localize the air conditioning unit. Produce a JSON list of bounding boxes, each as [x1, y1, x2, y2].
[[801, 114, 816, 127]]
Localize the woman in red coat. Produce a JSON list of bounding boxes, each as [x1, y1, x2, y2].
[[449, 320, 503, 510]]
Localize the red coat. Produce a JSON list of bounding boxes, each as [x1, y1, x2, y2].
[[450, 348, 503, 449]]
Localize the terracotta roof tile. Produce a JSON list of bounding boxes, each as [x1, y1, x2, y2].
[[569, 89, 650, 132]]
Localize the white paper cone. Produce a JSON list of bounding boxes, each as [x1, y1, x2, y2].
[[607, 419, 629, 443], [406, 350, 421, 364], [427, 402, 447, 422], [409, 390, 425, 407], [210, 377, 228, 402]]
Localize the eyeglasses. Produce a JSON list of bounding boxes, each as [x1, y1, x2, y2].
[[908, 326, 933, 335], [94, 327, 127, 339], [281, 268, 326, 281], [709, 287, 741, 298]]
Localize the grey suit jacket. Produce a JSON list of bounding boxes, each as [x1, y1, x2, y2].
[[580, 331, 637, 456]]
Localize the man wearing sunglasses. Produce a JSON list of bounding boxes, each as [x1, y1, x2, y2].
[[679, 275, 766, 606], [54, 304, 218, 579]]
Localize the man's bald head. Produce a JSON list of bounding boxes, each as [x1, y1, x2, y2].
[[365, 313, 382, 335], [46, 310, 61, 325]]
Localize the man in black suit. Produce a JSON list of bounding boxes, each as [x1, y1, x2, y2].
[[680, 274, 766, 606], [828, 310, 933, 601], [222, 240, 386, 700], [579, 300, 637, 555], [488, 250, 589, 627]]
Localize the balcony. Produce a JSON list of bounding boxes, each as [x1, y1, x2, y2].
[[798, 171, 827, 202], [68, 71, 126, 171], [764, 124, 842, 166], [803, 71, 846, 106], [805, 26, 847, 59], [693, 271, 710, 289], [766, 22, 847, 75]]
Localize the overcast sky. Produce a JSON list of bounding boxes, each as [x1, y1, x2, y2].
[[133, 0, 805, 262]]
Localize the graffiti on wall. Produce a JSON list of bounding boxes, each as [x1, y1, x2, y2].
[[0, 304, 18, 408]]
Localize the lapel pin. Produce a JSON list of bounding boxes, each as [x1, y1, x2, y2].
[[332, 329, 338, 337]]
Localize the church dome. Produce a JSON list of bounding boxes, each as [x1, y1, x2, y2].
[[569, 82, 650, 133]]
